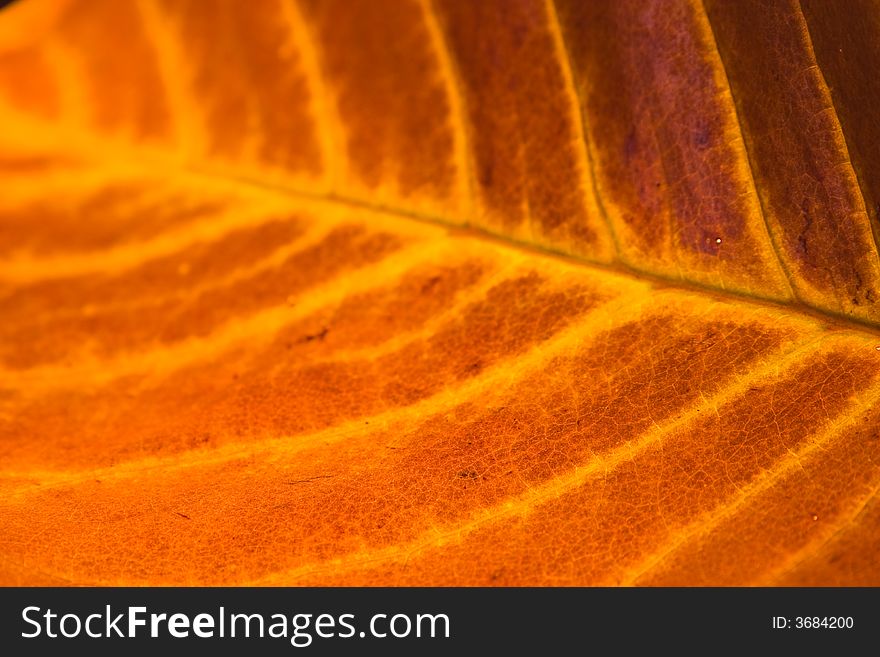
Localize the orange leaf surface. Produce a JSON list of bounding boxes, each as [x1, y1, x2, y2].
[[1, 0, 880, 586]]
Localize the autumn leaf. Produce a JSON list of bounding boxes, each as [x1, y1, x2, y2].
[[0, 0, 879, 587]]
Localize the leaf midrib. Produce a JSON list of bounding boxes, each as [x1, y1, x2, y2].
[[185, 160, 880, 339], [3, 103, 880, 340]]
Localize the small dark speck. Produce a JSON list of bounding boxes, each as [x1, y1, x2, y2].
[[175, 512, 191, 520], [287, 475, 335, 485], [480, 160, 494, 187], [694, 124, 711, 148], [457, 470, 478, 479], [623, 129, 637, 160], [300, 327, 329, 343], [421, 276, 442, 293]]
